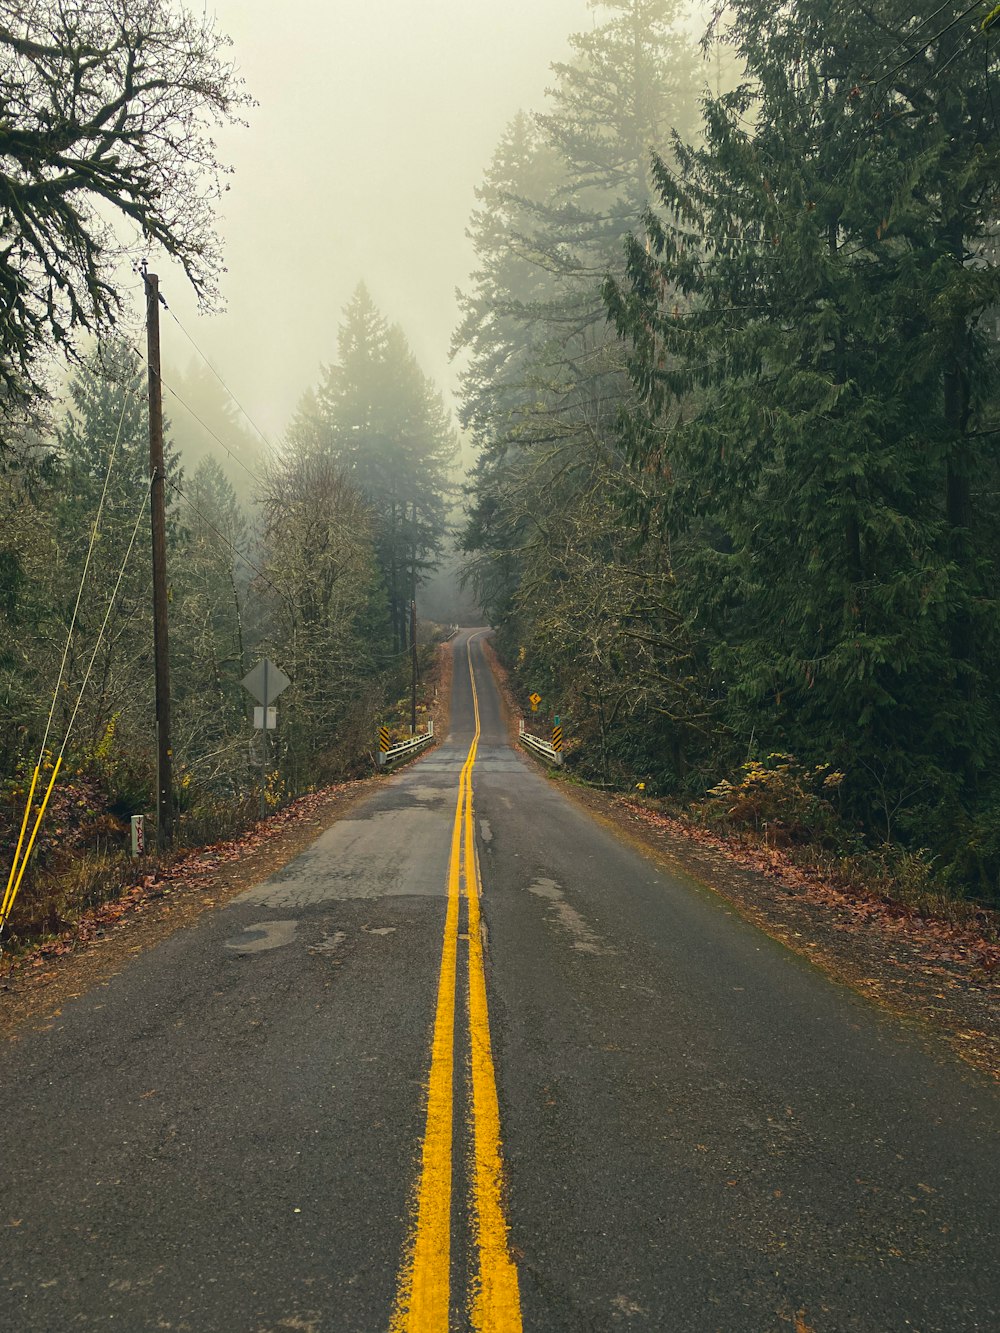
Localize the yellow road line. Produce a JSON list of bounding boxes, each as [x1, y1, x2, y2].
[[390, 633, 522, 1331], [463, 654, 522, 1331], [389, 759, 464, 1331]]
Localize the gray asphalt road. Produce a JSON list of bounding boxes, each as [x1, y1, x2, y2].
[[1, 629, 999, 1332]]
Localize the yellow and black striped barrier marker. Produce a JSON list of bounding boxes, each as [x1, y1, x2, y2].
[[379, 726, 391, 753], [552, 725, 563, 753]]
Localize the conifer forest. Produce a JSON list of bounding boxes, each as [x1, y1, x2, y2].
[[460, 0, 1000, 906], [4, 6, 1000, 1332], [2, 0, 1000, 937]]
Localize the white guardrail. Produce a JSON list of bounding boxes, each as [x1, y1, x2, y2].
[[378, 719, 435, 768], [517, 719, 563, 767]]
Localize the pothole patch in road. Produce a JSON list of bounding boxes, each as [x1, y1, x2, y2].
[[363, 925, 397, 936], [396, 784, 449, 807], [611, 1294, 648, 1320], [479, 818, 493, 844], [527, 878, 610, 954], [224, 920, 298, 954], [309, 930, 347, 955]]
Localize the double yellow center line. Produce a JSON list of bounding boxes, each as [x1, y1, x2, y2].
[[390, 634, 523, 1332]]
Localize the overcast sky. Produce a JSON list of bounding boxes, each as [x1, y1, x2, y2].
[[151, 0, 601, 442]]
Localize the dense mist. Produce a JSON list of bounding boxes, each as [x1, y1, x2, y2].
[[162, 0, 604, 440]]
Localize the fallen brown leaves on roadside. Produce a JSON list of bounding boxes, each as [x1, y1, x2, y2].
[[479, 635, 520, 741], [0, 781, 369, 1034], [563, 789, 1000, 1081], [624, 799, 1000, 977]]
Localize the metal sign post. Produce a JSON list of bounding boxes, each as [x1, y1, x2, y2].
[[242, 659, 291, 818], [130, 815, 145, 857]]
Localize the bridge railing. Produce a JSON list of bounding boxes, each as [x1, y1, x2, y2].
[[378, 719, 435, 768], [517, 719, 563, 767]]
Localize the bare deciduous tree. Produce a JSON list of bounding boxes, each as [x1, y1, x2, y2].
[[0, 0, 251, 397]]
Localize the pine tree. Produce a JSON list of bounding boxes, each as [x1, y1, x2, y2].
[[457, 2, 703, 775], [171, 456, 250, 790], [52, 339, 176, 751], [606, 0, 1000, 866], [257, 445, 384, 783], [290, 284, 457, 649]]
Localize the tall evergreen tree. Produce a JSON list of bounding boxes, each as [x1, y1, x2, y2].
[[457, 0, 703, 774], [171, 456, 249, 789], [52, 339, 176, 751], [606, 0, 1000, 872], [289, 284, 457, 648]]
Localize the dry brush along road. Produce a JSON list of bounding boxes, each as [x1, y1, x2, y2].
[[1, 629, 999, 1332]]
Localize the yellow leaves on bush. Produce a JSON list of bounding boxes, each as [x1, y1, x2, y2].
[[264, 768, 288, 809], [94, 713, 120, 762], [702, 754, 842, 844]]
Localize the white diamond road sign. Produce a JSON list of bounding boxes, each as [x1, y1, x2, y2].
[[241, 659, 290, 707]]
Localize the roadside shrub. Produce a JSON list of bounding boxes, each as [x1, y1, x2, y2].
[[95, 746, 154, 821], [697, 753, 847, 847]]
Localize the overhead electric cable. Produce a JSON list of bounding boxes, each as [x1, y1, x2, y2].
[[165, 307, 280, 464], [128, 337, 270, 493], [2, 383, 135, 936], [36, 388, 132, 763], [166, 476, 296, 611], [60, 485, 152, 746], [160, 377, 268, 490], [872, 0, 987, 86], [1, 483, 152, 938]]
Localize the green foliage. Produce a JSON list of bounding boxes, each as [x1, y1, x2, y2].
[[700, 754, 847, 847], [288, 284, 458, 651], [600, 0, 1000, 897], [0, 0, 251, 402], [463, 0, 1000, 902], [0, 311, 413, 940], [255, 443, 387, 783], [458, 1, 708, 789]]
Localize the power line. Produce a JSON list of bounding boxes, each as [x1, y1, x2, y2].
[[1, 483, 152, 938], [170, 475, 416, 665], [872, 1, 965, 70], [165, 306, 281, 466], [159, 374, 268, 491], [36, 384, 133, 764], [166, 475, 295, 610], [871, 0, 987, 87]]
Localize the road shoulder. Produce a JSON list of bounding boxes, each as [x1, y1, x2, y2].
[[547, 775, 1000, 1083], [0, 779, 378, 1040]]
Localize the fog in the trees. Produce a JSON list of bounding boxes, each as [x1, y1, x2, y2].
[[159, 0, 602, 440]]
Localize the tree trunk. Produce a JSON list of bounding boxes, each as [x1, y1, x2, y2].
[[942, 212, 975, 707]]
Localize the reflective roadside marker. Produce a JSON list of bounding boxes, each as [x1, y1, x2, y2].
[[379, 726, 391, 753], [552, 725, 563, 753]]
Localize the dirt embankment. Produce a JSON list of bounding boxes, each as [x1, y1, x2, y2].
[[549, 783, 1000, 1083]]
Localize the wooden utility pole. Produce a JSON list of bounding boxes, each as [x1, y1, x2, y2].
[[410, 599, 418, 735], [145, 272, 173, 849]]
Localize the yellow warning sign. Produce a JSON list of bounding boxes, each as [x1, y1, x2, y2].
[[379, 726, 391, 753], [529, 692, 541, 712]]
